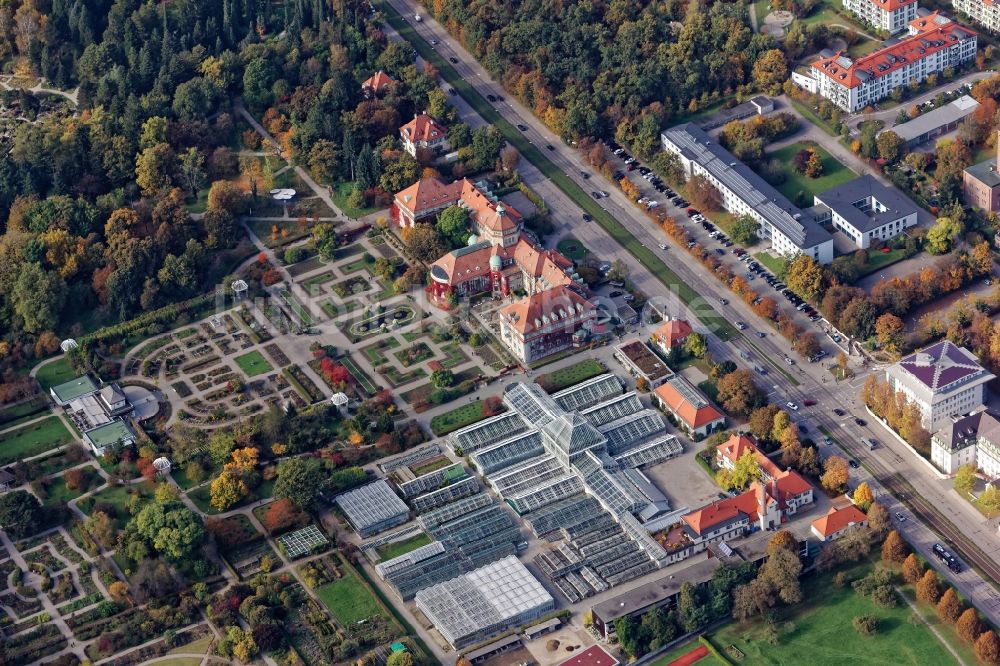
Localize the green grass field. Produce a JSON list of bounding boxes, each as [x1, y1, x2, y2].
[[556, 237, 589, 262], [330, 182, 381, 219], [234, 350, 274, 377], [34, 358, 78, 390], [429, 401, 488, 436], [0, 397, 50, 430], [316, 570, 387, 625], [536, 359, 605, 393], [768, 142, 856, 205], [706, 562, 958, 666], [855, 247, 908, 277], [378, 0, 735, 342], [41, 473, 101, 505], [754, 252, 788, 277], [376, 533, 432, 561], [0, 416, 74, 465], [77, 484, 153, 521]]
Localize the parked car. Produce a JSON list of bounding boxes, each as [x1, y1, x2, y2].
[[545, 144, 556, 151], [786, 401, 799, 411], [895, 512, 906, 522], [855, 417, 867, 426], [517, 124, 528, 131], [609, 290, 623, 298]]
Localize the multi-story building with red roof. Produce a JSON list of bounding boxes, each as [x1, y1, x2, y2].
[[399, 113, 449, 158], [844, 0, 918, 33], [793, 12, 976, 112], [497, 285, 598, 364]]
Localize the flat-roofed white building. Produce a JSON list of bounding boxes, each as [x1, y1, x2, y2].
[[885, 341, 994, 433], [812, 175, 919, 249], [661, 123, 834, 264]]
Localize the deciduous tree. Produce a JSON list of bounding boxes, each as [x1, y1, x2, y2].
[[957, 607, 984, 643], [785, 255, 823, 302], [210, 470, 249, 512], [901, 553, 924, 583], [977, 630, 1000, 664], [821, 455, 849, 493], [853, 482, 874, 510], [881, 529, 908, 564], [273, 458, 326, 510], [955, 464, 977, 496], [716, 369, 766, 417], [937, 587, 962, 624], [916, 570, 943, 604]]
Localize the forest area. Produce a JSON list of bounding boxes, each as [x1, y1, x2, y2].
[[0, 0, 460, 383]]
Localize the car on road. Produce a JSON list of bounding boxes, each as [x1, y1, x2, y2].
[[735, 321, 747, 330], [893, 512, 905, 521], [447, 87, 456, 95], [599, 191, 609, 198], [754, 365, 768, 374], [798, 424, 809, 434], [786, 401, 799, 411], [867, 438, 878, 450], [833, 408, 846, 416], [581, 171, 590, 179], [849, 459, 860, 469], [933, 543, 947, 556], [486, 94, 496, 102], [855, 418, 867, 426], [755, 331, 766, 338], [517, 124, 528, 131], [545, 144, 556, 151], [599, 263, 612, 272], [609, 290, 623, 298], [785, 357, 795, 365], [592, 191, 602, 199], [719, 298, 729, 305], [496, 95, 505, 102], [449, 56, 459, 63], [804, 399, 817, 406], [623, 294, 635, 302], [429, 39, 438, 45], [582, 213, 592, 221], [658, 243, 668, 250]]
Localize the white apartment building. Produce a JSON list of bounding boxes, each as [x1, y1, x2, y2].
[[843, 0, 918, 33], [885, 340, 994, 434], [812, 174, 920, 249], [794, 12, 977, 113], [661, 123, 834, 263], [930, 409, 1000, 476], [953, 0, 1000, 34]]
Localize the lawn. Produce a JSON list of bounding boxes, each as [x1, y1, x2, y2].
[[234, 350, 274, 377], [535, 359, 605, 393], [330, 182, 381, 219], [767, 142, 856, 205], [410, 457, 453, 476], [786, 97, 840, 138], [376, 533, 432, 561], [0, 397, 50, 429], [34, 357, 77, 390], [41, 474, 102, 506], [754, 251, 788, 277], [315, 569, 387, 625], [77, 484, 153, 520], [855, 247, 909, 278], [429, 401, 490, 436], [377, 0, 735, 342], [246, 218, 313, 249], [0, 416, 74, 465], [283, 291, 314, 326], [705, 561, 958, 666], [556, 237, 589, 262]]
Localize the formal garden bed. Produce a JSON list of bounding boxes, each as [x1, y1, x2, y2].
[[429, 393, 503, 436], [360, 336, 401, 366], [394, 342, 434, 368]]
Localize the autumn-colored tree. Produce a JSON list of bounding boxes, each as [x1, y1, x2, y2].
[[901, 553, 924, 583], [715, 369, 765, 417], [880, 529, 908, 564], [980, 484, 1000, 518], [225, 447, 259, 473], [977, 630, 1000, 664], [957, 607, 984, 643], [874, 313, 904, 352], [768, 530, 796, 554], [752, 49, 789, 92], [867, 502, 890, 539], [916, 570, 943, 604], [262, 498, 308, 535], [620, 177, 640, 200], [937, 587, 962, 624], [853, 482, 874, 510], [747, 405, 781, 442], [836, 352, 849, 379], [210, 469, 249, 512], [108, 581, 131, 605], [821, 455, 850, 493], [786, 255, 823, 302], [685, 174, 723, 212]]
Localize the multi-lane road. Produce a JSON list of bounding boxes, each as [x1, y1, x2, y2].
[[381, 0, 1000, 625]]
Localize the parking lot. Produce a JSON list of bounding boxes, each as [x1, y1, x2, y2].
[[600, 141, 833, 353]]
